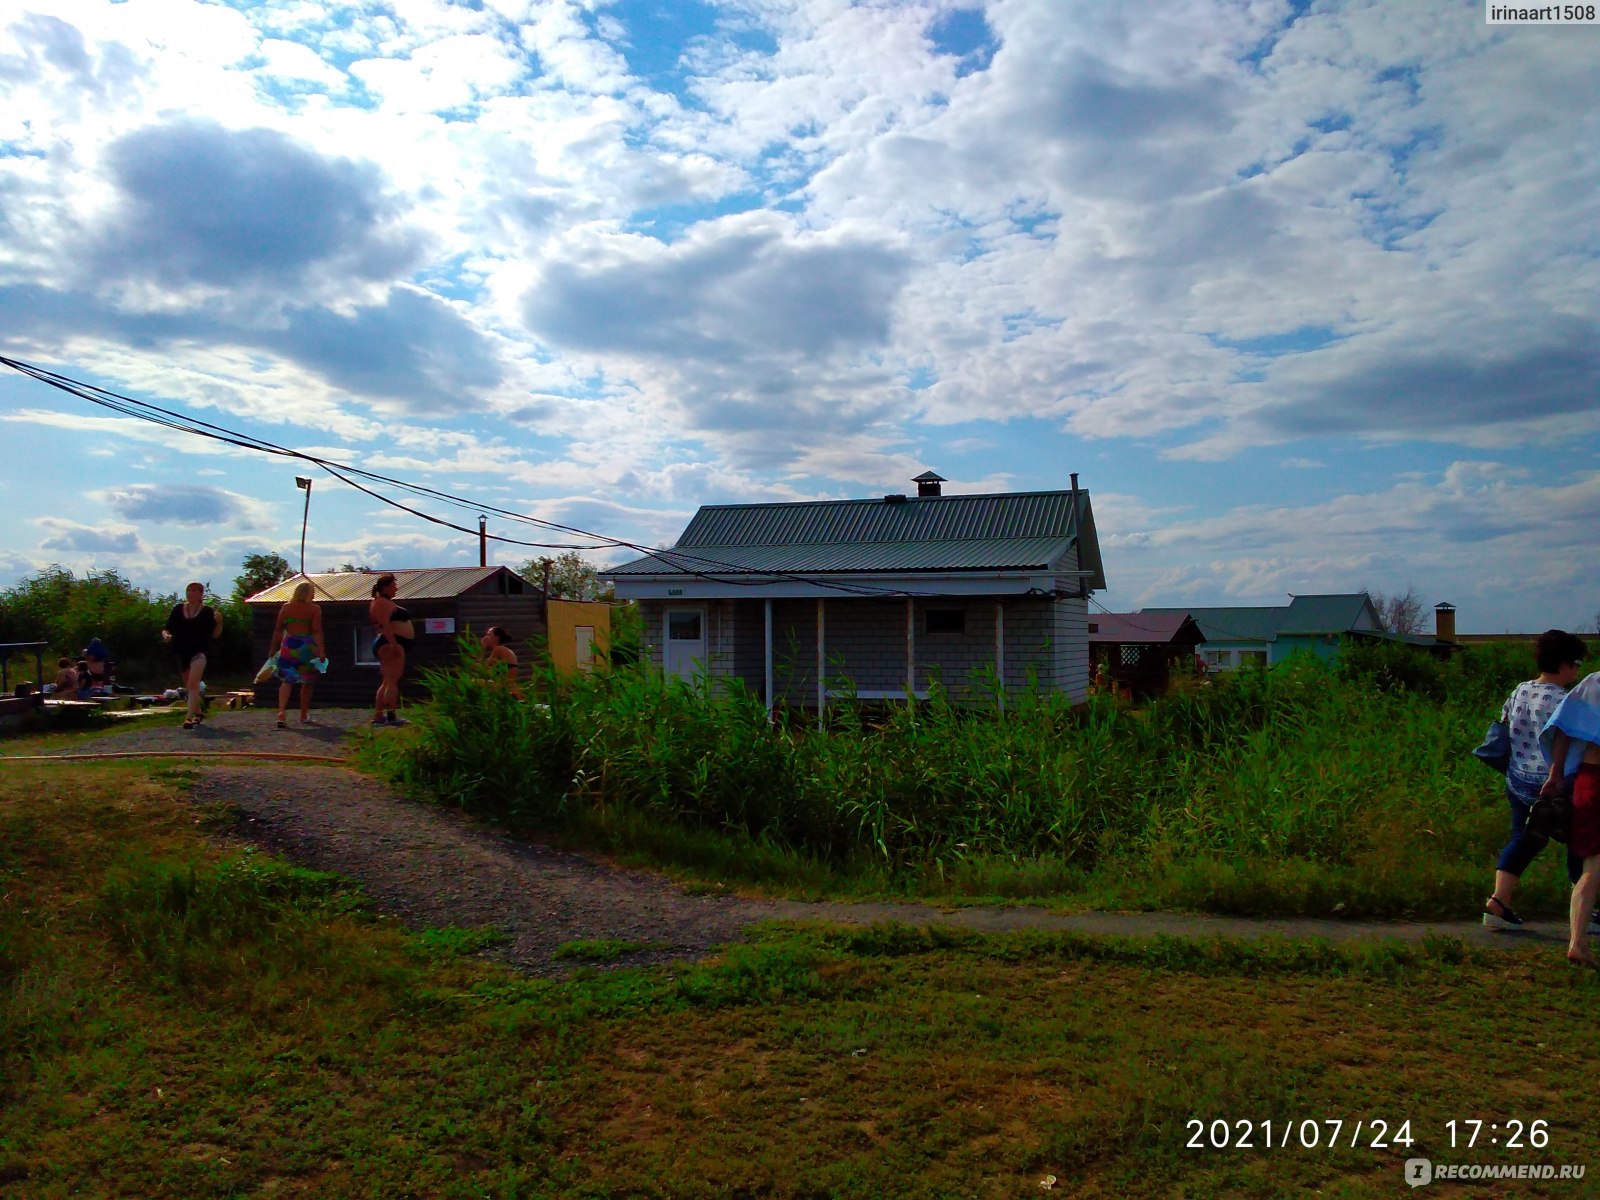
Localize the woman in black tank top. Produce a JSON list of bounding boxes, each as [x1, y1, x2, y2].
[[162, 581, 220, 729]]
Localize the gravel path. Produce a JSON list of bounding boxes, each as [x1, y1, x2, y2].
[[9, 708, 1571, 975], [56, 706, 373, 757]]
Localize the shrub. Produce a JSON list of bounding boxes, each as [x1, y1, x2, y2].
[[390, 640, 1536, 909]]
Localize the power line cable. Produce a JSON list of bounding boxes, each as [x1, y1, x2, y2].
[[0, 355, 1001, 598]]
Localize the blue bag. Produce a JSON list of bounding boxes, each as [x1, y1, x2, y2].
[[1471, 719, 1511, 774]]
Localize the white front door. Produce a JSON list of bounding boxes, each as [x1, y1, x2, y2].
[[664, 608, 706, 681], [574, 625, 595, 673]]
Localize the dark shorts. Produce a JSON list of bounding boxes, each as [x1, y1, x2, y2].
[[372, 635, 415, 657], [173, 648, 206, 672], [1571, 765, 1600, 861]]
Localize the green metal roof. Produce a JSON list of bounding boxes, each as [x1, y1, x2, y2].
[[614, 536, 1077, 576], [1141, 606, 1284, 644], [605, 489, 1106, 587], [1277, 593, 1381, 635], [1142, 594, 1381, 643]]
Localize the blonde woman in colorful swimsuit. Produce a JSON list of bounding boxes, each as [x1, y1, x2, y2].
[[270, 580, 325, 729]]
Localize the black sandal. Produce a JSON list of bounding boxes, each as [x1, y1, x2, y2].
[[1482, 897, 1524, 930]]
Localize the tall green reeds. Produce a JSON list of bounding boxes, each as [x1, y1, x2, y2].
[[393, 639, 1536, 907]]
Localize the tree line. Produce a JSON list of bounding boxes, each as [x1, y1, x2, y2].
[[0, 550, 629, 691]]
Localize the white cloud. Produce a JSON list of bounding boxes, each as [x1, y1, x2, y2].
[[1, 0, 1596, 634]]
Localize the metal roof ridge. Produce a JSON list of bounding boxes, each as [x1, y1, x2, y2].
[[693, 487, 1087, 511]]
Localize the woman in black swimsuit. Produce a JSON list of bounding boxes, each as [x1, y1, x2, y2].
[[162, 581, 220, 730], [368, 573, 414, 726]]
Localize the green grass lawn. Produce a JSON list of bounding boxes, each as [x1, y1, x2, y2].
[[3, 761, 1597, 1199]]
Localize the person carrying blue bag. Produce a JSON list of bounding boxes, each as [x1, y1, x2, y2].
[[1541, 668, 1600, 966], [1480, 629, 1586, 931]]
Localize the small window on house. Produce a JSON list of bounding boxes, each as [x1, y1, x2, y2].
[[668, 611, 703, 641], [1238, 649, 1268, 668], [1119, 644, 1143, 666], [926, 608, 965, 636], [354, 628, 378, 666]]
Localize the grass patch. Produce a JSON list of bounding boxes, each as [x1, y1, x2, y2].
[[377, 640, 1572, 919], [551, 937, 664, 963], [4, 760, 1599, 1198], [411, 924, 508, 957]]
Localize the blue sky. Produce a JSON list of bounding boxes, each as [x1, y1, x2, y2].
[[0, 0, 1595, 633]]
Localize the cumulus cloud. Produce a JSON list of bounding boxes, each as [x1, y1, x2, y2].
[[1, 0, 1596, 635], [517, 214, 913, 461], [92, 119, 425, 293], [1102, 463, 1600, 629], [524, 216, 911, 362], [99, 483, 271, 529], [0, 282, 500, 414], [38, 517, 143, 554]]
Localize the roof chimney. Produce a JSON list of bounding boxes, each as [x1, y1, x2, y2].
[[914, 470, 946, 497], [1434, 602, 1457, 643]]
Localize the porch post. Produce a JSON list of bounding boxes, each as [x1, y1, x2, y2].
[[764, 598, 774, 717], [816, 598, 826, 714], [905, 597, 915, 699], [995, 600, 1005, 712]]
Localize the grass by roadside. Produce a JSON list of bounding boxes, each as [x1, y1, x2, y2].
[[3, 760, 1597, 1199], [372, 641, 1575, 922], [0, 705, 188, 754]]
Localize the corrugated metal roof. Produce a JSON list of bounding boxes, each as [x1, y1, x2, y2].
[[606, 488, 1107, 588], [1142, 593, 1379, 642], [606, 536, 1077, 576], [247, 566, 514, 604], [677, 490, 1082, 546], [1088, 612, 1203, 645], [1141, 606, 1283, 643], [1277, 593, 1379, 635]]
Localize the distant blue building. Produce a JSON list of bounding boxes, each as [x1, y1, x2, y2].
[[1140, 593, 1391, 670]]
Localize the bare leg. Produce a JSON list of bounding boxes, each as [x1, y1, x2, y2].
[[277, 680, 292, 723], [185, 654, 207, 721], [376, 644, 404, 720], [1568, 856, 1600, 965], [300, 681, 314, 722], [1491, 869, 1519, 908]]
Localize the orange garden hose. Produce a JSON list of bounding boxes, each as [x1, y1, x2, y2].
[[0, 751, 352, 765]]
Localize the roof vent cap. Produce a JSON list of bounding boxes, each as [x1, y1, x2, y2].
[[913, 470, 946, 497]]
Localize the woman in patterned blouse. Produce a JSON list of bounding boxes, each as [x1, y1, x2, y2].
[[1483, 629, 1586, 930]]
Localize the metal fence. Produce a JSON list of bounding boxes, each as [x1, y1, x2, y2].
[[0, 641, 48, 695]]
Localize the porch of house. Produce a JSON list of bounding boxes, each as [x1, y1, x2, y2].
[[639, 595, 1088, 710]]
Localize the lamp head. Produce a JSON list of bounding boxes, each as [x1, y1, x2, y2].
[[295, 476, 313, 490]]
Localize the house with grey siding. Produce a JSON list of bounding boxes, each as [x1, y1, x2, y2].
[[600, 473, 1107, 708]]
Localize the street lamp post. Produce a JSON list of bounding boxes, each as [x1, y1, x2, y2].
[[295, 476, 313, 577]]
